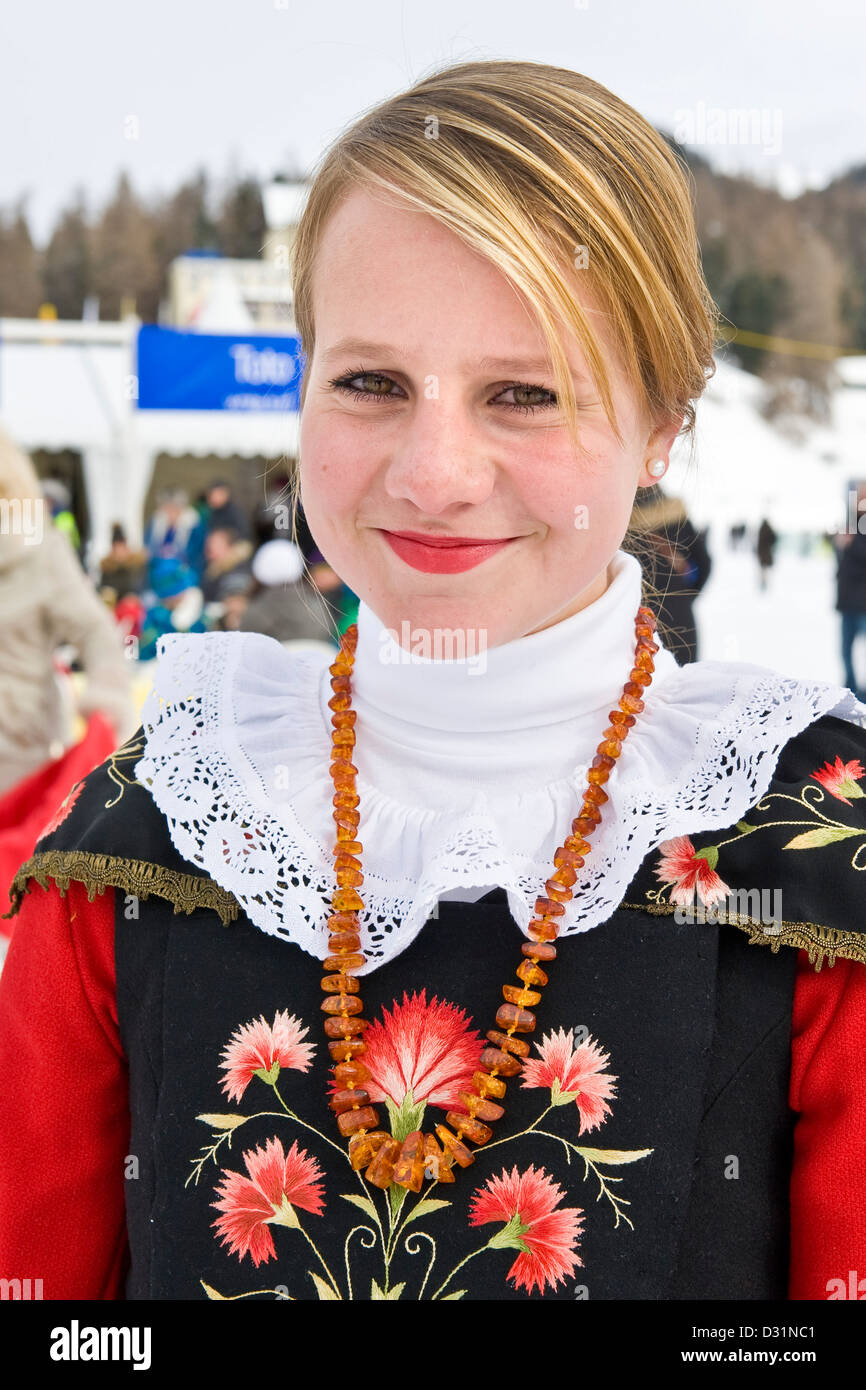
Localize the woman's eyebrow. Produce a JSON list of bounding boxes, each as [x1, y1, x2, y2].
[[319, 340, 573, 378]]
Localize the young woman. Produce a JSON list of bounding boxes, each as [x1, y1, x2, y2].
[[2, 60, 865, 1303]]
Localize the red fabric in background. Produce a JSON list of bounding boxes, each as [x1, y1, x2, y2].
[[0, 713, 118, 938], [0, 877, 863, 1299]]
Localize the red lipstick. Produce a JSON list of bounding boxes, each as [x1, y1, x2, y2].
[[379, 529, 519, 574]]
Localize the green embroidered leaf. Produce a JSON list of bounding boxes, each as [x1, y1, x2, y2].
[[441, 1290, 466, 1300], [196, 1113, 247, 1131], [200, 1280, 227, 1299], [310, 1273, 340, 1300], [401, 1198, 451, 1226], [693, 845, 719, 869], [254, 1061, 281, 1085], [340, 1192, 378, 1222], [782, 826, 862, 850], [735, 820, 756, 834], [371, 1279, 405, 1300], [574, 1146, 654, 1166], [385, 1090, 427, 1141]]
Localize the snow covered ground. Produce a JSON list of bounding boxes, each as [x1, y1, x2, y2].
[[692, 533, 855, 687]]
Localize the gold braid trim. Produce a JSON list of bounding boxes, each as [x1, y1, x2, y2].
[[619, 899, 866, 971], [5, 850, 240, 926]]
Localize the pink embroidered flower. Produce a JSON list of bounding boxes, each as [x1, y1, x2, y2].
[[219, 1011, 316, 1103], [360, 990, 485, 1111], [469, 1164, 583, 1295], [654, 834, 729, 907], [212, 1137, 325, 1266], [810, 755, 866, 805], [37, 781, 83, 841], [520, 1027, 617, 1134]]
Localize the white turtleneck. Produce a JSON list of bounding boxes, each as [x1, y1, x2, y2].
[[138, 549, 866, 972], [345, 549, 679, 904]]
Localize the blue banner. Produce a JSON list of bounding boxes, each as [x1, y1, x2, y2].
[[136, 326, 304, 411]]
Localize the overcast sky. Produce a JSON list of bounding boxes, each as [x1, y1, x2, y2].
[[2, 0, 863, 247]]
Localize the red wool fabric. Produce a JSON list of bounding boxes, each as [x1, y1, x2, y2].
[[0, 879, 863, 1300]]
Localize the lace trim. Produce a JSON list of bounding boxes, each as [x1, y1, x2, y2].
[[5, 851, 240, 925], [134, 631, 866, 974], [618, 899, 866, 971]]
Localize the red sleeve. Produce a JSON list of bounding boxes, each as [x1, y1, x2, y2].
[[789, 948, 866, 1299], [0, 880, 129, 1299]]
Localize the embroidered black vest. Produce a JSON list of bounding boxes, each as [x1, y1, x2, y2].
[[8, 714, 866, 1302]]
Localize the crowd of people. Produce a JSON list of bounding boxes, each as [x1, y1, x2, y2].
[[98, 479, 353, 661]]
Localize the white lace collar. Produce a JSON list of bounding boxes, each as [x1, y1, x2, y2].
[[136, 551, 866, 972]]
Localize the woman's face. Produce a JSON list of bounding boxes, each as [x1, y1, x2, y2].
[[299, 187, 680, 650]]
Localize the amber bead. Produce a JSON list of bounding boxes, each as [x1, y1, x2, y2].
[[634, 649, 654, 672], [554, 847, 584, 872], [637, 637, 660, 654], [593, 752, 617, 771], [333, 791, 360, 809], [629, 667, 652, 687], [332, 728, 356, 747], [623, 681, 644, 699], [599, 738, 622, 758], [337, 1104, 380, 1136], [550, 861, 577, 887], [587, 767, 611, 785], [329, 1087, 372, 1113], [516, 959, 548, 986], [458, 1089, 505, 1122], [534, 896, 565, 918], [544, 879, 572, 903], [320, 973, 360, 994], [485, 1029, 531, 1057], [328, 1038, 366, 1061], [495, 1003, 536, 1033], [327, 911, 360, 932], [365, 1138, 401, 1188], [608, 709, 636, 728], [572, 815, 598, 836], [330, 760, 358, 782], [323, 1015, 367, 1038], [620, 693, 644, 714], [502, 983, 542, 1007], [333, 841, 362, 858], [392, 1131, 427, 1192], [334, 1060, 371, 1085], [563, 835, 591, 856], [479, 1046, 523, 1076], [521, 940, 557, 961], [328, 692, 350, 711], [423, 1134, 455, 1183], [527, 917, 560, 943], [348, 1130, 389, 1170], [321, 994, 364, 1017], [473, 1069, 507, 1099], [324, 951, 366, 972], [584, 785, 608, 805], [332, 706, 357, 724], [327, 930, 361, 953], [334, 859, 363, 884], [446, 1111, 493, 1145], [434, 1125, 475, 1168]]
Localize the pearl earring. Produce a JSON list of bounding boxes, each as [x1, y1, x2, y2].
[[647, 459, 668, 478]]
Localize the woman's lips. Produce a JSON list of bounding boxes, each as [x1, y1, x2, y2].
[[379, 529, 519, 574]]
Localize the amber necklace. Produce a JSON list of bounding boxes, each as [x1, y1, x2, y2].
[[321, 602, 659, 1191]]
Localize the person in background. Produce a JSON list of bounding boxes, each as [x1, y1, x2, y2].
[[0, 429, 134, 793], [756, 517, 778, 592], [239, 538, 340, 645], [99, 522, 148, 603], [144, 489, 206, 578], [200, 526, 254, 605], [41, 478, 81, 554], [628, 485, 711, 664], [211, 571, 252, 632], [138, 558, 206, 662], [834, 483, 866, 702], [205, 479, 250, 539]]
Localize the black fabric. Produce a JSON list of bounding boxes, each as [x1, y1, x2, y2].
[[115, 884, 796, 1301]]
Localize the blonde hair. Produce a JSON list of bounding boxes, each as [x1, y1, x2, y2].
[[286, 59, 719, 621]]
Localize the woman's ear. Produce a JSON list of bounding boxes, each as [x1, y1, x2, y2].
[[637, 414, 685, 488]]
